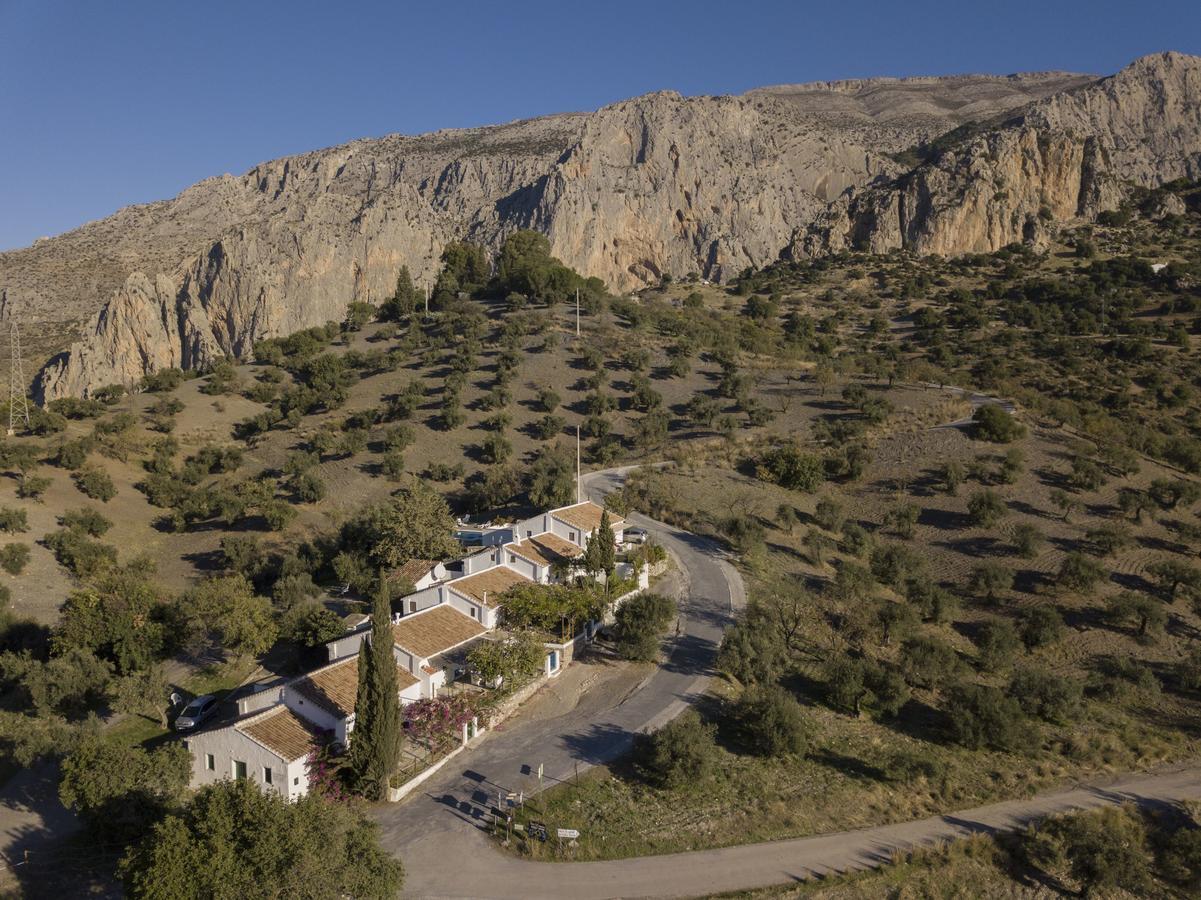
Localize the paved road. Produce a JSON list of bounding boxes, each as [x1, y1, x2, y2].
[[392, 765, 1201, 899], [375, 467, 745, 897]]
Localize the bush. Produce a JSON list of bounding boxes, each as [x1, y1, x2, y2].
[[944, 682, 1029, 751], [756, 446, 825, 492], [0, 507, 28, 534], [1007, 668, 1080, 723], [717, 619, 787, 685], [17, 475, 51, 501], [73, 466, 116, 502], [1025, 806, 1152, 897], [614, 592, 675, 661], [900, 635, 961, 688], [974, 618, 1020, 671], [0, 543, 30, 575], [825, 655, 910, 718], [972, 404, 1025, 442], [731, 684, 808, 757], [967, 489, 1008, 528], [634, 710, 718, 790], [1020, 605, 1064, 649], [1057, 552, 1106, 592], [61, 507, 113, 537]]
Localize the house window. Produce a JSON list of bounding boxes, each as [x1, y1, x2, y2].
[[409, 600, 417, 613], [293, 777, 300, 786], [205, 753, 215, 771], [526, 530, 532, 538], [263, 766, 273, 785], [569, 531, 577, 542], [508, 553, 515, 563], [469, 606, 478, 619], [233, 760, 247, 780]]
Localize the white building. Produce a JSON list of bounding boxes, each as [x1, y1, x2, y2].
[[182, 500, 633, 796]]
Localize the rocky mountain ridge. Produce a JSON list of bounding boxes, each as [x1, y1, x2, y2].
[[2, 53, 1199, 400]]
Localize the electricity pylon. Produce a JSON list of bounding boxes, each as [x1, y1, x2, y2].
[[8, 321, 30, 436]]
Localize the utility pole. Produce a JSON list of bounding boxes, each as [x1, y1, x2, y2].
[[575, 287, 580, 337], [424, 283, 430, 316], [8, 320, 30, 436], [575, 424, 581, 504]]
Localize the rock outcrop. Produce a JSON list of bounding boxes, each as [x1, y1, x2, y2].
[[3, 53, 1200, 400], [796, 52, 1201, 257]]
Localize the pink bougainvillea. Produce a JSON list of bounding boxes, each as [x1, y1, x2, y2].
[[404, 694, 479, 751], [305, 733, 352, 803]]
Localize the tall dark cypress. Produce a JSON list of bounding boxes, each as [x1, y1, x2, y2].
[[352, 578, 401, 799]]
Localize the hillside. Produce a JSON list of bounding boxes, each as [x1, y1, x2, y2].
[[5, 54, 1200, 401], [1, 162, 1200, 892]]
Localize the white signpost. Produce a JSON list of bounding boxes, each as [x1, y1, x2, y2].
[[556, 828, 580, 840]]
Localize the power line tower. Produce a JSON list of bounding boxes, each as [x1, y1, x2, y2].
[[8, 321, 30, 436]]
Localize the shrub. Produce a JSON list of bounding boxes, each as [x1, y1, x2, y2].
[[974, 618, 1020, 671], [731, 684, 808, 757], [633, 710, 718, 790], [1020, 605, 1064, 649], [900, 635, 961, 688], [944, 682, 1028, 751], [16, 475, 51, 501], [756, 446, 825, 492], [1025, 806, 1153, 897], [1057, 552, 1106, 592], [972, 404, 1025, 442], [73, 467, 116, 502], [1010, 523, 1045, 559], [967, 489, 1007, 528], [0, 543, 30, 575], [61, 507, 114, 537], [1007, 668, 1081, 723], [0, 507, 28, 534], [968, 562, 1013, 603], [614, 592, 675, 661], [717, 619, 787, 685]]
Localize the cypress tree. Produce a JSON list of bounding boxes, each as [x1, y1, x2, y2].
[[349, 637, 374, 777], [596, 510, 617, 577], [352, 578, 401, 800]]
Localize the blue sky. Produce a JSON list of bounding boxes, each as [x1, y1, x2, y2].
[[2, 0, 1199, 250]]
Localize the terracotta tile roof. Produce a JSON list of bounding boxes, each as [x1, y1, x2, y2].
[[292, 655, 419, 719], [508, 533, 585, 567], [390, 558, 437, 585], [551, 501, 623, 534], [449, 566, 531, 607], [392, 604, 487, 658], [237, 706, 323, 762]]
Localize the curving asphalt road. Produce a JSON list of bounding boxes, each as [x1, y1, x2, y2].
[[374, 466, 745, 898]]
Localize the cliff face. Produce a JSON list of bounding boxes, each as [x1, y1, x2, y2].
[[797, 52, 1201, 258], [4, 54, 1200, 400]]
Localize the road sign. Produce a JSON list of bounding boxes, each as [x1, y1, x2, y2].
[[557, 828, 580, 840], [528, 821, 548, 842]]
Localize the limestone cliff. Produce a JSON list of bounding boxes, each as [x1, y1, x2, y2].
[[4, 54, 1200, 400], [796, 52, 1201, 257]]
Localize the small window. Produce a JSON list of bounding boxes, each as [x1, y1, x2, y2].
[[408, 600, 417, 613], [293, 776, 300, 786], [569, 531, 577, 542], [263, 766, 273, 785], [526, 530, 532, 538], [233, 760, 247, 780], [205, 753, 215, 771], [508, 553, 515, 563], [469, 606, 478, 619]]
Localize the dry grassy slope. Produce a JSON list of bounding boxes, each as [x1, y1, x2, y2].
[[4, 297, 930, 620]]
